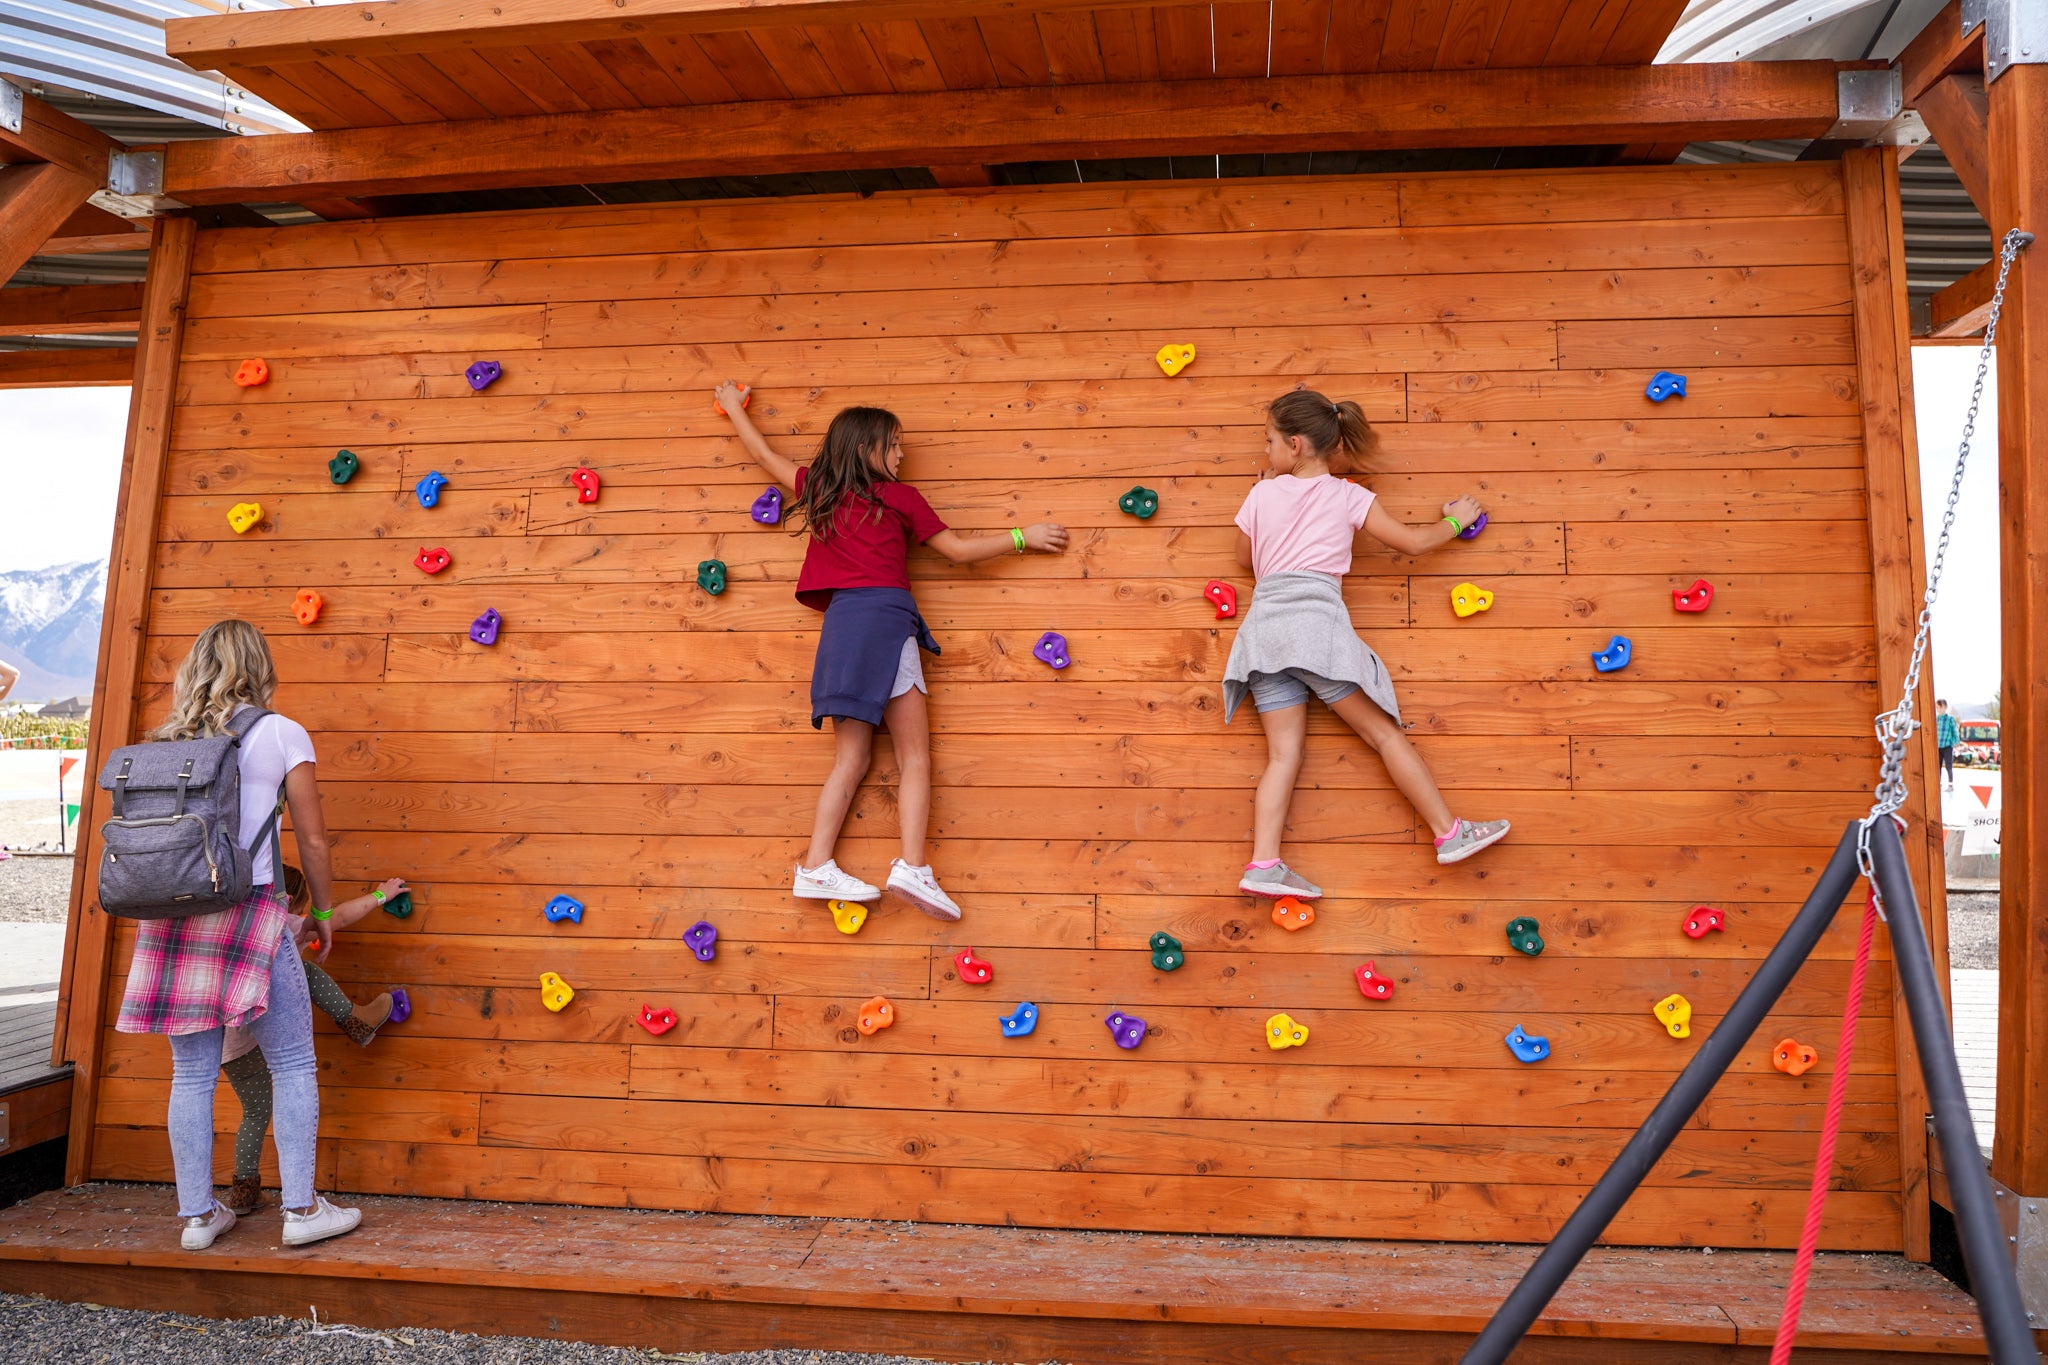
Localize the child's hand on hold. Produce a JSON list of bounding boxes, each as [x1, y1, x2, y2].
[[1443, 495, 1483, 531], [1024, 521, 1070, 553], [712, 380, 751, 419], [378, 876, 408, 902]]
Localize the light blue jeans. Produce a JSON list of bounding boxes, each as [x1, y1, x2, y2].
[[166, 923, 319, 1217]]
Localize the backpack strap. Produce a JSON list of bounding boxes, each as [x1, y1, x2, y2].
[[224, 706, 273, 741], [225, 707, 284, 874]]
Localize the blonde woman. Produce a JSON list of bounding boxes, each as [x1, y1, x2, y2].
[[113, 620, 361, 1251]]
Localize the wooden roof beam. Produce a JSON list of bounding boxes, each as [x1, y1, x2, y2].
[[1924, 257, 1997, 337], [159, 61, 1844, 206], [0, 347, 135, 389], [0, 283, 145, 337], [0, 162, 100, 284], [0, 80, 120, 183], [1896, 0, 1985, 106], [1915, 74, 1990, 214]]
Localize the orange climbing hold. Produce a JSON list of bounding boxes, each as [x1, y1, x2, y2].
[[1772, 1037, 1819, 1075], [856, 996, 895, 1036], [1272, 896, 1315, 931], [714, 382, 751, 416], [233, 358, 269, 387], [291, 589, 323, 626]]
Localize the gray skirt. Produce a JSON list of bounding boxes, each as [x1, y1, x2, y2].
[[1221, 571, 1403, 725]]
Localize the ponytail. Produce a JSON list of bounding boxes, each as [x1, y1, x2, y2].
[[1267, 389, 1377, 469]]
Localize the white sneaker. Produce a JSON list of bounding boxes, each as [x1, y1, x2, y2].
[[887, 859, 962, 921], [793, 859, 881, 902], [281, 1196, 362, 1247], [181, 1199, 235, 1250]]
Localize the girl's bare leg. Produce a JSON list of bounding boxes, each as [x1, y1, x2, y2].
[[882, 686, 932, 866], [1251, 702, 1309, 862], [804, 717, 875, 869], [1328, 692, 1455, 837]]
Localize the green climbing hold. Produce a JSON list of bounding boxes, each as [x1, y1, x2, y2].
[[697, 559, 728, 596], [1118, 485, 1160, 519], [1149, 931, 1184, 972], [328, 449, 359, 485], [1505, 916, 1544, 956], [382, 890, 413, 920]]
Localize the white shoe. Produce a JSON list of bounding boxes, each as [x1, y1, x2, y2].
[[793, 859, 880, 902], [181, 1199, 235, 1250], [887, 859, 962, 921], [281, 1196, 362, 1247]]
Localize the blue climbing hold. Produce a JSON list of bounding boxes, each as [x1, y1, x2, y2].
[[1591, 635, 1632, 673], [542, 894, 584, 925], [416, 470, 448, 508], [1000, 1002, 1039, 1038], [1645, 371, 1687, 403], [1504, 1025, 1550, 1063]]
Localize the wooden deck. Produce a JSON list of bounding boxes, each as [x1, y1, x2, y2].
[[0, 1184, 2005, 1362], [0, 917, 72, 1160]]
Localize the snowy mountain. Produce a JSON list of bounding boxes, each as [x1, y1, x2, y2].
[[0, 559, 106, 702]]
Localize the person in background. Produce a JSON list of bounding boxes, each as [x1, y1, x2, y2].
[[1935, 699, 1958, 792]]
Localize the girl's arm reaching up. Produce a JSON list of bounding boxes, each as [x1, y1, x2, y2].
[[713, 381, 801, 491], [1363, 494, 1484, 557], [928, 522, 1070, 564]]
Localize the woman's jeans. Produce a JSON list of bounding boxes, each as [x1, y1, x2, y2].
[[165, 924, 319, 1217]]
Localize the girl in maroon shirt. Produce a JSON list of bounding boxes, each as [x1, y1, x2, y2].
[[716, 383, 1068, 920]]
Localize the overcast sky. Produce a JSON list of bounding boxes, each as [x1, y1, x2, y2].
[[0, 357, 2010, 706]]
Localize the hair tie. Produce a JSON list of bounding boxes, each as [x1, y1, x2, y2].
[[1331, 403, 1341, 416]]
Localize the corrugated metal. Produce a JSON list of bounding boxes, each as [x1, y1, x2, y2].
[[1659, 0, 1947, 61]]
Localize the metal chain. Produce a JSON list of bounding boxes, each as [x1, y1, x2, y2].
[[1858, 227, 2036, 906]]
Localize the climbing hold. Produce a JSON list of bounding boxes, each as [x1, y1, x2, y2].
[[542, 894, 584, 925], [697, 560, 727, 595], [1155, 343, 1196, 377], [1682, 905, 1727, 939], [469, 608, 502, 646], [999, 1002, 1039, 1038], [1118, 486, 1159, 519], [1033, 631, 1070, 670], [292, 589, 323, 626], [751, 487, 783, 525], [1505, 916, 1544, 956], [233, 358, 269, 387], [1354, 961, 1396, 1000], [415, 470, 448, 508], [226, 502, 262, 535], [638, 1004, 678, 1036], [1265, 1012, 1309, 1050], [953, 947, 994, 984], [1450, 582, 1494, 618], [1772, 1038, 1819, 1076], [856, 996, 895, 1035], [1504, 1025, 1549, 1063], [1148, 931, 1185, 972], [1457, 512, 1487, 541], [1645, 370, 1688, 403], [414, 547, 451, 575], [1104, 1010, 1147, 1049], [571, 467, 601, 504], [1654, 993, 1693, 1039], [1591, 635, 1632, 673], [328, 450, 359, 485], [387, 987, 411, 1024], [382, 890, 413, 920], [465, 360, 501, 391], [1272, 896, 1315, 932], [684, 920, 718, 962], [828, 899, 868, 935], [1204, 580, 1237, 619], [1673, 579, 1715, 612], [539, 972, 575, 1012], [713, 383, 751, 416]]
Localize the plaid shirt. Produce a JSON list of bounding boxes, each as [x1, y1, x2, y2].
[[116, 884, 292, 1036]]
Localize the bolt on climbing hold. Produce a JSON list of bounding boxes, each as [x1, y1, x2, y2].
[[1149, 931, 1185, 971], [1155, 343, 1195, 377], [953, 947, 993, 984], [857, 996, 895, 1035], [1272, 896, 1314, 931], [328, 450, 359, 485], [1104, 1010, 1147, 1049], [1505, 917, 1544, 956], [1450, 582, 1494, 618], [828, 899, 868, 934], [1205, 580, 1237, 619], [571, 467, 601, 504], [638, 1004, 678, 1036], [1591, 635, 1632, 673], [415, 470, 448, 508], [464, 360, 501, 392], [233, 358, 269, 387], [542, 894, 584, 925], [226, 502, 262, 535], [1354, 961, 1396, 1000], [382, 890, 413, 920], [999, 1002, 1039, 1038], [714, 382, 751, 416], [1654, 993, 1693, 1039], [468, 608, 502, 646], [539, 972, 575, 1012], [1682, 906, 1726, 939], [1772, 1038, 1819, 1075], [292, 589, 323, 626], [1033, 631, 1070, 669], [1265, 1013, 1309, 1050], [1645, 370, 1687, 403], [684, 920, 718, 962], [751, 487, 782, 525], [1457, 511, 1487, 541], [1504, 1025, 1549, 1063], [1673, 579, 1714, 612], [414, 547, 451, 575], [697, 560, 727, 595], [1118, 486, 1159, 519], [387, 987, 411, 1024]]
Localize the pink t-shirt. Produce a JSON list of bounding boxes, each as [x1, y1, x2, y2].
[[1234, 474, 1376, 580]]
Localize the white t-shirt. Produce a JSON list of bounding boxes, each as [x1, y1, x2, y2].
[[228, 705, 317, 888]]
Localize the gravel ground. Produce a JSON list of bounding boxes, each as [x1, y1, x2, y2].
[[0, 849, 74, 923], [1947, 890, 1998, 970]]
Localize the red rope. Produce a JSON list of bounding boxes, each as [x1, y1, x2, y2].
[[1770, 887, 1882, 1363]]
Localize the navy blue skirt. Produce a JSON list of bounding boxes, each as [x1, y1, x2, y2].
[[811, 587, 939, 728]]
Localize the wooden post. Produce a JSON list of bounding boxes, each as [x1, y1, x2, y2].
[[1989, 61, 2048, 1197], [1843, 147, 1944, 1260], [57, 214, 197, 1187]]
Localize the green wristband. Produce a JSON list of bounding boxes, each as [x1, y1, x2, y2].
[[372, 888, 386, 905], [1010, 526, 1026, 553], [310, 907, 334, 922], [1442, 514, 1463, 535]]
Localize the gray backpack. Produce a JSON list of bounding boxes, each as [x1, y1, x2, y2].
[[95, 707, 285, 920]]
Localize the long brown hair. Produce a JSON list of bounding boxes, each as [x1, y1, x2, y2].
[[1268, 389, 1377, 470], [789, 406, 904, 542], [151, 620, 278, 741]]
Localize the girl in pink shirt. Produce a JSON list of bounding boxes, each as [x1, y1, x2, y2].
[[1223, 389, 1510, 899]]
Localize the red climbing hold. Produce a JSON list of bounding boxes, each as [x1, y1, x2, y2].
[[1682, 905, 1727, 939], [638, 1004, 678, 1036], [1673, 579, 1715, 612], [572, 467, 601, 504], [1205, 580, 1238, 619], [413, 547, 452, 575], [1354, 961, 1396, 1000], [953, 947, 994, 985]]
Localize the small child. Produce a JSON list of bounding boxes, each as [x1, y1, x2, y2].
[[219, 869, 406, 1215], [1224, 389, 1510, 899], [716, 384, 1068, 919]]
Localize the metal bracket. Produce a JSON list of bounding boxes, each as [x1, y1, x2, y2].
[[2023, 1200, 2048, 1328], [1962, 0, 1988, 40], [1822, 68, 1926, 148], [0, 79, 22, 136], [1985, 0, 2048, 81], [107, 148, 162, 196], [0, 1100, 9, 1153]]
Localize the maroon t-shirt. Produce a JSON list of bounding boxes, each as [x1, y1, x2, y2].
[[791, 465, 949, 611]]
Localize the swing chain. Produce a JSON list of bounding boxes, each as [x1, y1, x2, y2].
[[1858, 226, 2035, 906]]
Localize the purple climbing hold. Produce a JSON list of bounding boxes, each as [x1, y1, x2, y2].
[[685, 919, 718, 962], [1105, 1009, 1147, 1049], [751, 487, 783, 525], [469, 608, 501, 646], [387, 987, 411, 1025], [1033, 631, 1071, 670], [1458, 511, 1487, 541], [465, 360, 502, 392]]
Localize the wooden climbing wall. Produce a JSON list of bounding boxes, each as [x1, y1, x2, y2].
[[78, 160, 1943, 1252]]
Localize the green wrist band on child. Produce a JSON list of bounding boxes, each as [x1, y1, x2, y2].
[[310, 907, 334, 921], [1010, 526, 1026, 553], [372, 888, 386, 905], [1442, 514, 1463, 535]]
